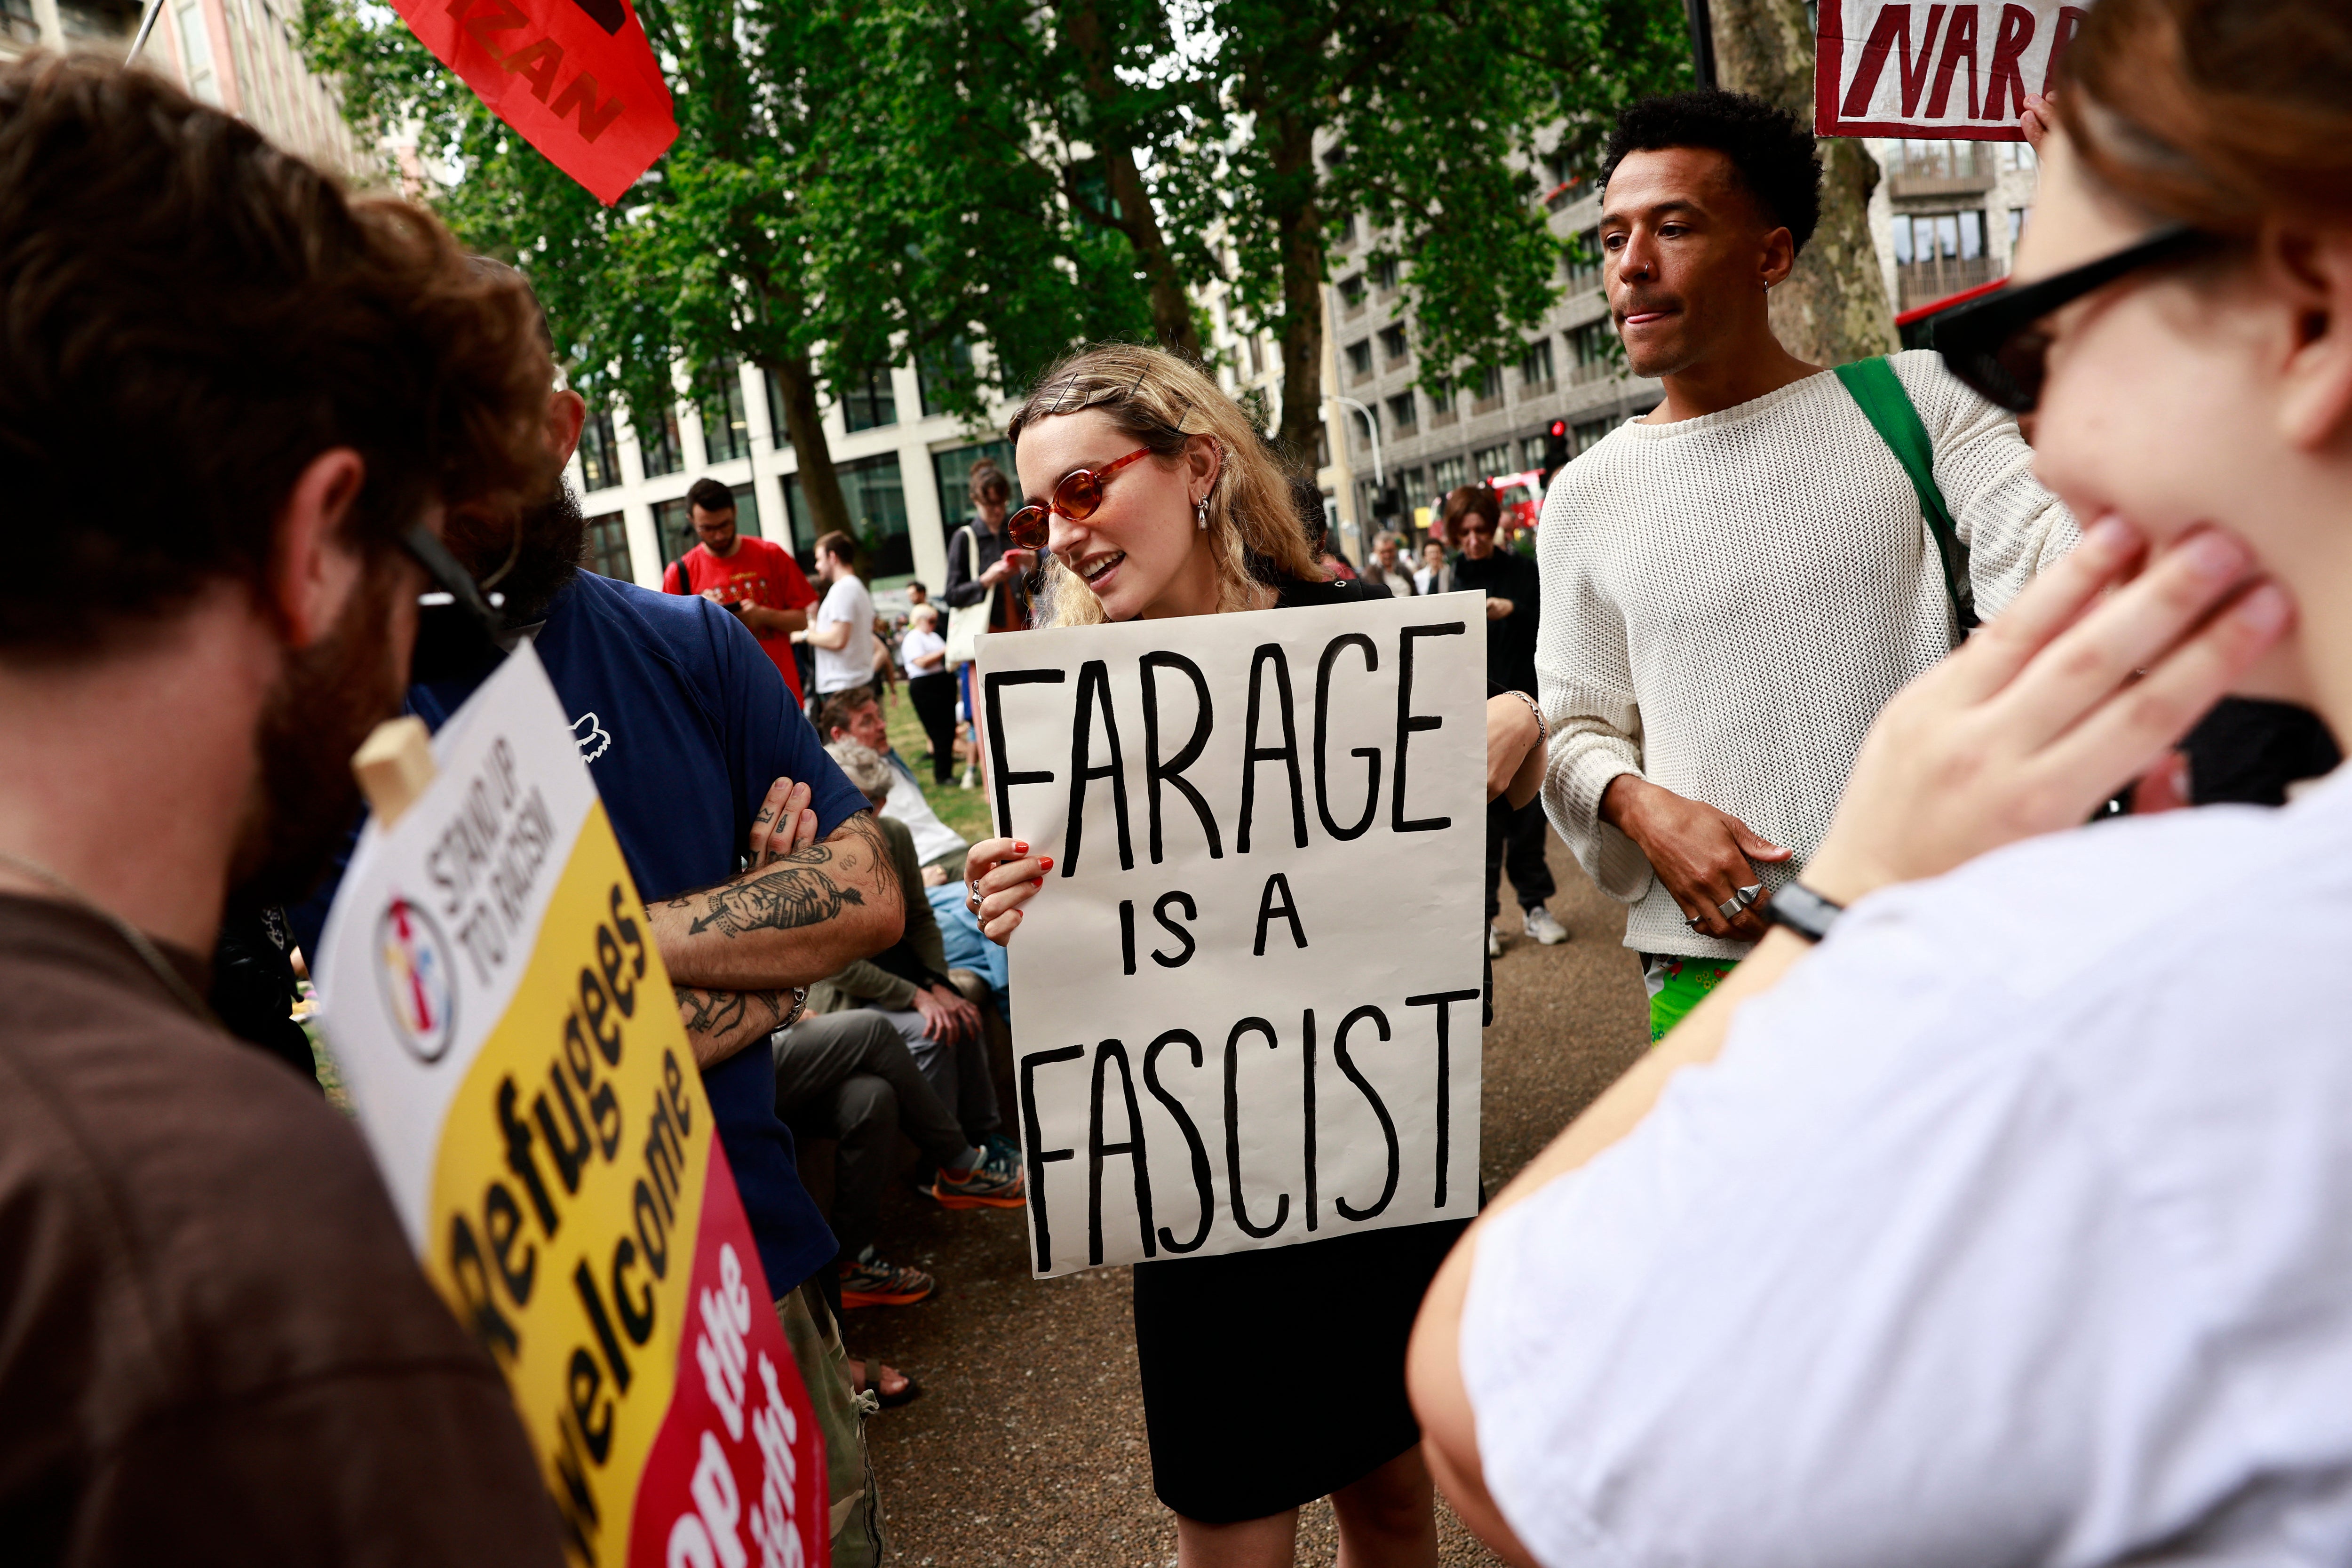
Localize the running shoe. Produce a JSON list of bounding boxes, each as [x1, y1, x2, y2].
[[929, 1145, 1026, 1210], [1524, 906, 1570, 946], [838, 1254, 934, 1308]]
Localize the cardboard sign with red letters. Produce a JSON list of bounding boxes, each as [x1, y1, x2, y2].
[[1817, 1, 2089, 141], [396, 0, 678, 203]]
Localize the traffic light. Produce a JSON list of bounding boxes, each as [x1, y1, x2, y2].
[[1540, 419, 1572, 486]]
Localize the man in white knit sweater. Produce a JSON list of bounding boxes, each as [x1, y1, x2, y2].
[[1536, 91, 2077, 1039]]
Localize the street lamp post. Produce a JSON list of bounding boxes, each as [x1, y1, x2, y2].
[[1324, 391, 1384, 512]]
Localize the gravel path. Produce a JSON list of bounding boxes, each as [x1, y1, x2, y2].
[[841, 834, 1651, 1565]]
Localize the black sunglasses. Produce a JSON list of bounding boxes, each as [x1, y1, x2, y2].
[[1933, 224, 2220, 413], [402, 523, 510, 685]]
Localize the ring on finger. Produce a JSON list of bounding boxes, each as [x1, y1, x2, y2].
[[1715, 894, 1745, 920]]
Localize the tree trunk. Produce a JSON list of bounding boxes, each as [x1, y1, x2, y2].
[[1269, 107, 1327, 468], [1710, 0, 1897, 366], [1061, 0, 1200, 358], [765, 353, 854, 551]]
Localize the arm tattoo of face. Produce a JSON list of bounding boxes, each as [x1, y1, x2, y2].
[[665, 809, 889, 939], [677, 986, 792, 1039]]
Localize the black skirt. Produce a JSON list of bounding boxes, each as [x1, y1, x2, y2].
[[1130, 1216, 1470, 1522]]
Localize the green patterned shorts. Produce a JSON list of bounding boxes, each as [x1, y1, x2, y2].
[[1642, 953, 1740, 1043]]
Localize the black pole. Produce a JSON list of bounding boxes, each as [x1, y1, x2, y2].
[[1683, 0, 1718, 89]]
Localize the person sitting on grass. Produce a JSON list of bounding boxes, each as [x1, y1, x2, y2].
[[807, 741, 1015, 1186], [820, 683, 969, 879]]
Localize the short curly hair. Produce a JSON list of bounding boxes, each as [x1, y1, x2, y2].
[[1600, 90, 1824, 254]]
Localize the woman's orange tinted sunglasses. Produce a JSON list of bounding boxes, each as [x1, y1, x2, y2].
[[1006, 447, 1153, 550]]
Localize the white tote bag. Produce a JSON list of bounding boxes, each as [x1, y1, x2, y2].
[[945, 524, 992, 669]]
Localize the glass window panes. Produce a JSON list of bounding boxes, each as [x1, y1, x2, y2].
[[582, 511, 633, 582], [1372, 256, 1398, 290], [1522, 437, 1549, 470], [1346, 339, 1374, 376], [1572, 416, 1613, 454], [1568, 321, 1614, 367], [700, 360, 751, 464], [1564, 228, 1602, 291], [1339, 274, 1366, 306], [932, 440, 1022, 540], [1379, 324, 1408, 360], [639, 410, 684, 478], [1473, 445, 1510, 478], [1386, 391, 1416, 429], [1520, 339, 1555, 385], [2010, 207, 2032, 245], [1431, 455, 1468, 495], [1430, 379, 1454, 414], [1479, 366, 1503, 400], [841, 366, 897, 433], [917, 337, 975, 418], [578, 409, 622, 493], [786, 453, 910, 577]]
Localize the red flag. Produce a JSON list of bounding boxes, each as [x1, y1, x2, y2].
[[397, 0, 678, 205]]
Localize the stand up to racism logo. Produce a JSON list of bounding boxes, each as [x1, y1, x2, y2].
[[375, 894, 457, 1064]]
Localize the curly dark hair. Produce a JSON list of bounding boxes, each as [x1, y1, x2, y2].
[[1600, 89, 1824, 254], [0, 54, 553, 657]]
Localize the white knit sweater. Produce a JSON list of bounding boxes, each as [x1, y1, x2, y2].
[[1535, 351, 2078, 959]]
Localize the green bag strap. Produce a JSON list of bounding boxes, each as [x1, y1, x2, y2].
[[1833, 356, 1978, 632]]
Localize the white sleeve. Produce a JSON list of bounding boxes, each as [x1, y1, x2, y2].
[[1533, 471, 1653, 903], [1459, 903, 2156, 1568], [817, 581, 850, 625], [1891, 350, 2078, 621]]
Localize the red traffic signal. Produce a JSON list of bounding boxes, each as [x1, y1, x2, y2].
[[1549, 419, 1567, 438]]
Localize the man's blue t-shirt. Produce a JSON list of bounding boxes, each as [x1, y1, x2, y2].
[[305, 572, 868, 1299]]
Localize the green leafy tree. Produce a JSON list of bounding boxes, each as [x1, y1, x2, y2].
[[300, 0, 1151, 543]]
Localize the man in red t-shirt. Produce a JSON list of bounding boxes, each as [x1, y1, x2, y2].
[[663, 477, 819, 703]]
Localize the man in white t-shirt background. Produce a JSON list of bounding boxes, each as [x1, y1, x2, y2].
[[1534, 89, 2076, 1040], [798, 527, 878, 706]]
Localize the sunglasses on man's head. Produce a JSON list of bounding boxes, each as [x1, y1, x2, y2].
[[1933, 224, 2219, 413], [1006, 446, 1154, 551]]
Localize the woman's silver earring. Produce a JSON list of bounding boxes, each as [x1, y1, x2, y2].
[[1195, 500, 1209, 530]]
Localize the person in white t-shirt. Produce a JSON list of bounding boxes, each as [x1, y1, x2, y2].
[[898, 602, 957, 785], [797, 529, 875, 700], [1407, 11, 2352, 1563]]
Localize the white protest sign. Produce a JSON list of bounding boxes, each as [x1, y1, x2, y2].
[[977, 593, 1486, 1279], [1816, 1, 2088, 140], [316, 644, 827, 1568]]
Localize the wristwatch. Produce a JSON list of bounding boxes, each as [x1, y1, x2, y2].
[[1764, 881, 1845, 943]]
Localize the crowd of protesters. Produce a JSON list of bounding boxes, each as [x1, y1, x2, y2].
[[10, 0, 2352, 1561]]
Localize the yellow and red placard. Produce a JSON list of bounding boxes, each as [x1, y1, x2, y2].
[[396, 0, 677, 203], [318, 645, 827, 1566]]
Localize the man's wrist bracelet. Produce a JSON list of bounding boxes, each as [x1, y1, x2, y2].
[[1506, 689, 1548, 754], [1765, 882, 1845, 943]]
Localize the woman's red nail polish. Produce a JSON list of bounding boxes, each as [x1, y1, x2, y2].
[[1014, 841, 1029, 854]]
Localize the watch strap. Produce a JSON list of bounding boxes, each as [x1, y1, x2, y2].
[[1766, 881, 1845, 943]]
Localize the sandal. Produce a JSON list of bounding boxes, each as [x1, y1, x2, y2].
[[846, 1358, 923, 1409]]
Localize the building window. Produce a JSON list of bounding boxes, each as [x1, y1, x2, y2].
[[917, 336, 974, 417], [1338, 274, 1366, 308], [1519, 338, 1555, 388], [1334, 211, 1358, 245], [640, 409, 684, 478], [786, 452, 910, 575], [1477, 365, 1503, 403], [1386, 391, 1417, 430], [841, 366, 897, 433], [1372, 255, 1398, 291], [1379, 323, 1409, 362], [1243, 334, 1263, 375], [1397, 466, 1425, 510], [1431, 454, 1468, 496], [2009, 207, 2033, 246], [1891, 209, 1993, 311], [1346, 339, 1374, 378], [581, 512, 633, 581], [1563, 228, 1603, 292], [1522, 436, 1549, 470], [1430, 379, 1454, 415], [1572, 416, 1613, 454], [699, 359, 751, 463], [1567, 321, 1619, 383], [577, 409, 622, 493], [1472, 445, 1511, 479], [1350, 405, 1379, 448], [932, 440, 1022, 530]]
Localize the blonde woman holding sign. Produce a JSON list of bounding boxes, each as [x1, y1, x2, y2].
[[962, 344, 1546, 1568]]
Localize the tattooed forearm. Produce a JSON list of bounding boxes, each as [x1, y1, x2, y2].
[[677, 985, 797, 1069], [675, 870, 865, 939], [652, 809, 906, 991]]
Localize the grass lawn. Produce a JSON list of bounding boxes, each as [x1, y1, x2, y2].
[[877, 675, 993, 845]]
